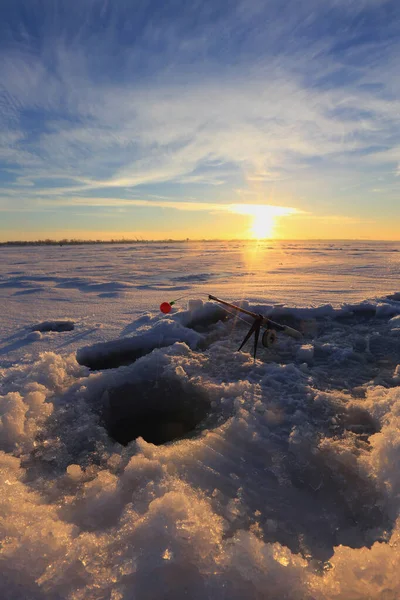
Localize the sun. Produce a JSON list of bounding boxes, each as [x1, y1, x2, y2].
[[229, 204, 298, 239], [249, 207, 276, 238]]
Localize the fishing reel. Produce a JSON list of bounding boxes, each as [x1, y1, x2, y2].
[[237, 315, 278, 360], [262, 329, 277, 348]]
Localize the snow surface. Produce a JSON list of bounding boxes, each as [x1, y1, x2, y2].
[[1, 240, 400, 599]]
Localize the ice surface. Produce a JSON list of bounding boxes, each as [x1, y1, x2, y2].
[[1, 241, 400, 599]]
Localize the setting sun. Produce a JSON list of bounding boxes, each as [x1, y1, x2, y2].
[[250, 210, 275, 238], [229, 204, 299, 239]]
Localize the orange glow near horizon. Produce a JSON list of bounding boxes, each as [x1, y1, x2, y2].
[[229, 204, 299, 239]]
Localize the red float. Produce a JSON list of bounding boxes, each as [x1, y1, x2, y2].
[[160, 302, 172, 314]]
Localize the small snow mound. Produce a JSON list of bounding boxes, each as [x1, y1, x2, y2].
[[26, 331, 42, 341], [32, 320, 74, 332]]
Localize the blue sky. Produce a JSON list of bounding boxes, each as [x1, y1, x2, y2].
[[1, 0, 400, 240]]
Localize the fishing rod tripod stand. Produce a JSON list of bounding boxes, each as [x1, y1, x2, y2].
[[238, 314, 277, 360], [208, 294, 300, 361]]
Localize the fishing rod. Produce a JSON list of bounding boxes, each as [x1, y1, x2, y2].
[[208, 294, 302, 360]]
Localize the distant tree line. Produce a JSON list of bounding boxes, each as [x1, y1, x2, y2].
[[0, 238, 200, 246]]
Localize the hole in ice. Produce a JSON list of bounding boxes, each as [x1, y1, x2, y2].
[[32, 320, 75, 332], [77, 341, 157, 370], [102, 375, 211, 446], [77, 325, 202, 371]]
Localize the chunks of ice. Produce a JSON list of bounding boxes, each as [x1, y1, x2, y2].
[[376, 303, 400, 317], [2, 285, 400, 598], [296, 344, 314, 363], [66, 464, 84, 481], [390, 315, 400, 329]]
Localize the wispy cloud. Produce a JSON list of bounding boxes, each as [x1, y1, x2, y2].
[[0, 0, 400, 237], [2, 66, 400, 195], [36, 196, 302, 215]]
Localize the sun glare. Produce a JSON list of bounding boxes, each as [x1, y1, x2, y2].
[[230, 204, 298, 239], [250, 209, 275, 238]]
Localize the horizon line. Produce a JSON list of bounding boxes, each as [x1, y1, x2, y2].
[[1, 237, 399, 246]]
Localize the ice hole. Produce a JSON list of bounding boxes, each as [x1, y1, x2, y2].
[[77, 343, 156, 370], [102, 376, 211, 445], [32, 320, 75, 332]]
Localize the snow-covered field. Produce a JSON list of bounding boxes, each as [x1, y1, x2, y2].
[[1, 240, 400, 599]]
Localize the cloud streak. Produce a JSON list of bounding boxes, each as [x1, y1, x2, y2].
[[35, 196, 302, 216], [0, 0, 400, 238]]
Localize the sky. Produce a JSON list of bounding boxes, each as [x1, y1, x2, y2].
[[1, 0, 400, 241]]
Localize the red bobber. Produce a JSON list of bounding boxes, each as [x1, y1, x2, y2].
[[160, 302, 172, 314]]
